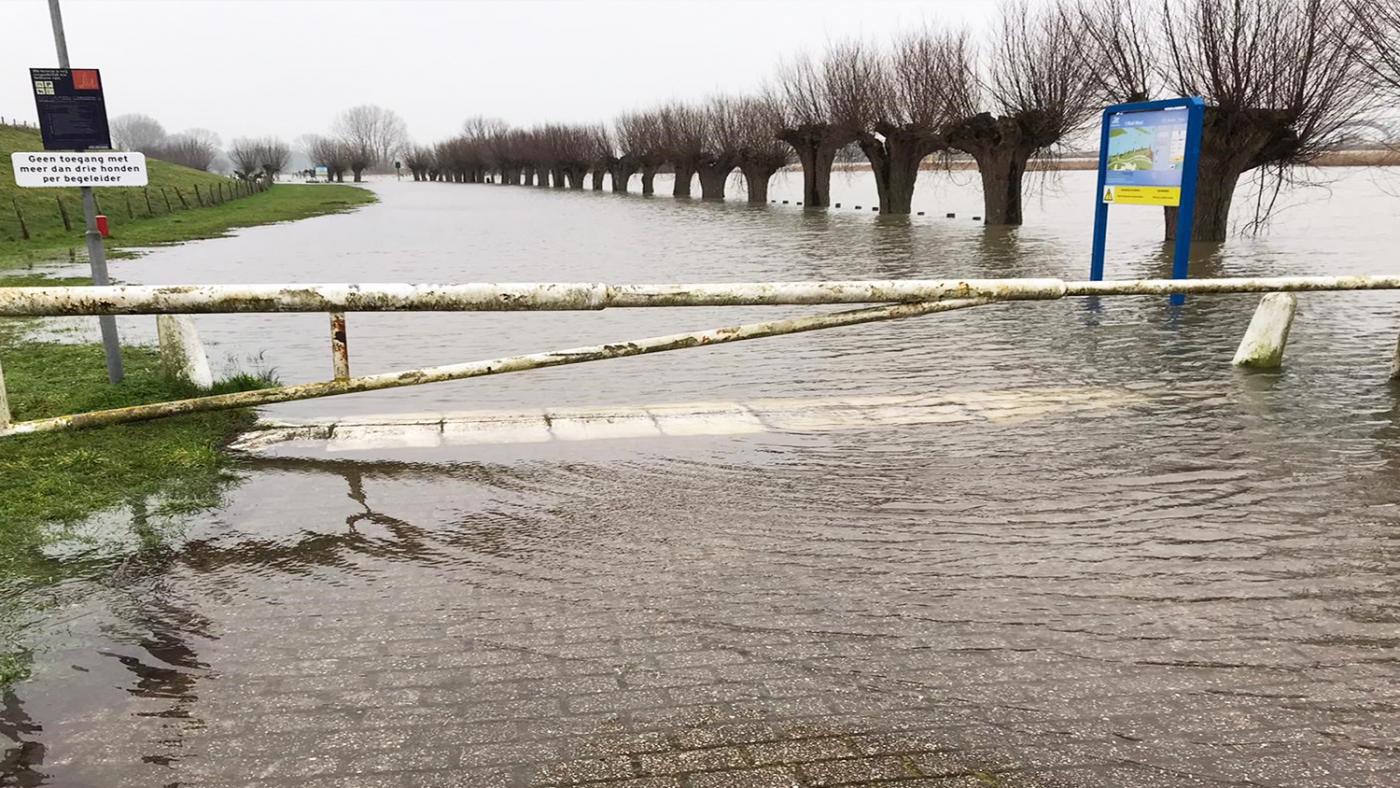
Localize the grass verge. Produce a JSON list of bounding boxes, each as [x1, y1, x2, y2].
[[1, 124, 375, 268]]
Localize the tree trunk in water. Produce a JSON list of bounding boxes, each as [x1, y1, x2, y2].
[[857, 131, 930, 215], [641, 164, 660, 195], [969, 147, 1032, 225], [590, 169, 605, 190], [1163, 159, 1242, 242], [608, 163, 637, 192], [696, 164, 734, 200], [790, 145, 838, 208], [673, 164, 695, 198], [552, 166, 566, 189], [352, 169, 364, 183], [739, 164, 776, 204]]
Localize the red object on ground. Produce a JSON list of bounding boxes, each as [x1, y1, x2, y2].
[[95, 215, 110, 238]]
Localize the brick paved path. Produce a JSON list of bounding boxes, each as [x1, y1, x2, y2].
[[4, 417, 1398, 787]]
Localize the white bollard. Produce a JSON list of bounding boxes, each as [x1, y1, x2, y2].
[[156, 315, 214, 389], [1232, 293, 1297, 369]]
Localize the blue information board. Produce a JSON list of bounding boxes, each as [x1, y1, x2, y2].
[[1090, 97, 1204, 305]]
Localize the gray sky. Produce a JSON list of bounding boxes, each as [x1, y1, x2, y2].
[[2, 0, 996, 147]]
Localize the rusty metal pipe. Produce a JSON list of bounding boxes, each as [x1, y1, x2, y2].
[[330, 312, 349, 381], [0, 297, 994, 437]]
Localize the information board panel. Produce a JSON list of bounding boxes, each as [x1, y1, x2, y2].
[[1089, 97, 1205, 304], [1102, 107, 1189, 206], [30, 67, 112, 151], [11, 151, 147, 187]]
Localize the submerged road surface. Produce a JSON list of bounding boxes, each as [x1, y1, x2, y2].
[[4, 174, 1400, 786]]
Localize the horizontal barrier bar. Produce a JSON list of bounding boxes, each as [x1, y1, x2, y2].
[[3, 275, 1400, 316], [0, 280, 1061, 316], [0, 297, 994, 437]]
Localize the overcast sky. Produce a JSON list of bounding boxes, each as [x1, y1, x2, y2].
[[2, 0, 999, 148]]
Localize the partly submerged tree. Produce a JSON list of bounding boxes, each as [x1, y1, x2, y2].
[[332, 104, 408, 181], [942, 1, 1098, 225], [1081, 0, 1371, 240], [772, 53, 861, 208], [659, 103, 708, 198], [695, 96, 743, 200], [732, 96, 794, 204]]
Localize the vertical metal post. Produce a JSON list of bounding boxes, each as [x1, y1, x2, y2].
[[1169, 98, 1207, 307], [330, 312, 349, 381], [48, 0, 122, 382], [1089, 108, 1112, 282], [0, 358, 10, 430]]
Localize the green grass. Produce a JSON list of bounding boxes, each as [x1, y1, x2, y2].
[[0, 332, 275, 571], [0, 124, 375, 268]]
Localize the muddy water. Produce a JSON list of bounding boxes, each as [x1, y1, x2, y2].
[[4, 170, 1400, 785]]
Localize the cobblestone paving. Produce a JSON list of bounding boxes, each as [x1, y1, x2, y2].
[[4, 414, 1399, 787]]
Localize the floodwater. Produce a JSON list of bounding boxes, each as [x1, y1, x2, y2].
[[3, 169, 1400, 786]]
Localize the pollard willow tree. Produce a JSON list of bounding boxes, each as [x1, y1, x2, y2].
[[732, 96, 794, 204], [1080, 0, 1370, 241], [826, 36, 954, 215], [773, 54, 861, 208], [941, 1, 1098, 225], [602, 116, 641, 192], [619, 111, 669, 194], [695, 96, 744, 200], [659, 103, 708, 198]]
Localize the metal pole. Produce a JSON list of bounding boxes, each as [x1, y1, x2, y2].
[[330, 312, 349, 380], [47, 0, 122, 383], [0, 358, 10, 430]]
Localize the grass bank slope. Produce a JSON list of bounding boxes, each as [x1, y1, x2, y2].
[[0, 123, 374, 268]]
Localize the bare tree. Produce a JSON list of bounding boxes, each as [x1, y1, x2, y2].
[[401, 144, 436, 181], [333, 104, 409, 181], [110, 113, 166, 152], [617, 111, 667, 193], [1343, 0, 1400, 130], [943, 1, 1098, 225], [773, 53, 861, 207], [695, 96, 744, 199], [304, 134, 350, 182], [824, 37, 951, 215], [659, 102, 707, 197], [259, 137, 291, 181], [228, 137, 263, 181], [732, 96, 794, 203], [152, 128, 220, 171]]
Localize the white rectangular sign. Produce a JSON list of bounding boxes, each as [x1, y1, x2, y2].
[[11, 151, 148, 188]]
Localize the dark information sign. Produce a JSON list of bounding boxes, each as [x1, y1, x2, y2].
[[30, 67, 112, 151]]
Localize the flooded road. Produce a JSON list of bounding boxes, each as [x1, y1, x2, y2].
[[4, 170, 1400, 786]]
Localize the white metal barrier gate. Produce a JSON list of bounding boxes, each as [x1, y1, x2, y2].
[[2, 275, 1399, 437]]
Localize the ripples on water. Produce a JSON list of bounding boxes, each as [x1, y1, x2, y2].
[[4, 169, 1399, 785]]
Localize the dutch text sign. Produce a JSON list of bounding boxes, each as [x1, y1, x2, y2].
[[11, 151, 148, 188], [30, 68, 112, 151], [1101, 107, 1190, 207]]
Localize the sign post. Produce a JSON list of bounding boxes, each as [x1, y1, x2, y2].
[[38, 0, 122, 382], [1089, 97, 1205, 306]]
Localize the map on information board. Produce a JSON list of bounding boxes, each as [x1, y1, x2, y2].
[[1101, 108, 1188, 206]]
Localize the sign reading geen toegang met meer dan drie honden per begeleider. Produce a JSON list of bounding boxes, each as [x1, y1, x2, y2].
[[11, 151, 148, 188], [1100, 106, 1191, 206], [30, 67, 112, 152]]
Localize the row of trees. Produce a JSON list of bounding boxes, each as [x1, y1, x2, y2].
[[397, 0, 1390, 242], [110, 114, 222, 172], [300, 105, 409, 183]]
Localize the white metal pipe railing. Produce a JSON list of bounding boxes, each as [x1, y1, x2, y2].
[[3, 275, 1400, 316]]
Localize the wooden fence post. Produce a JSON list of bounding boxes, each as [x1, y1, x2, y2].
[[194, 184, 205, 207], [160, 187, 173, 212], [143, 187, 154, 216], [173, 187, 189, 209], [12, 197, 29, 240], [56, 196, 71, 231], [124, 191, 134, 220]]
